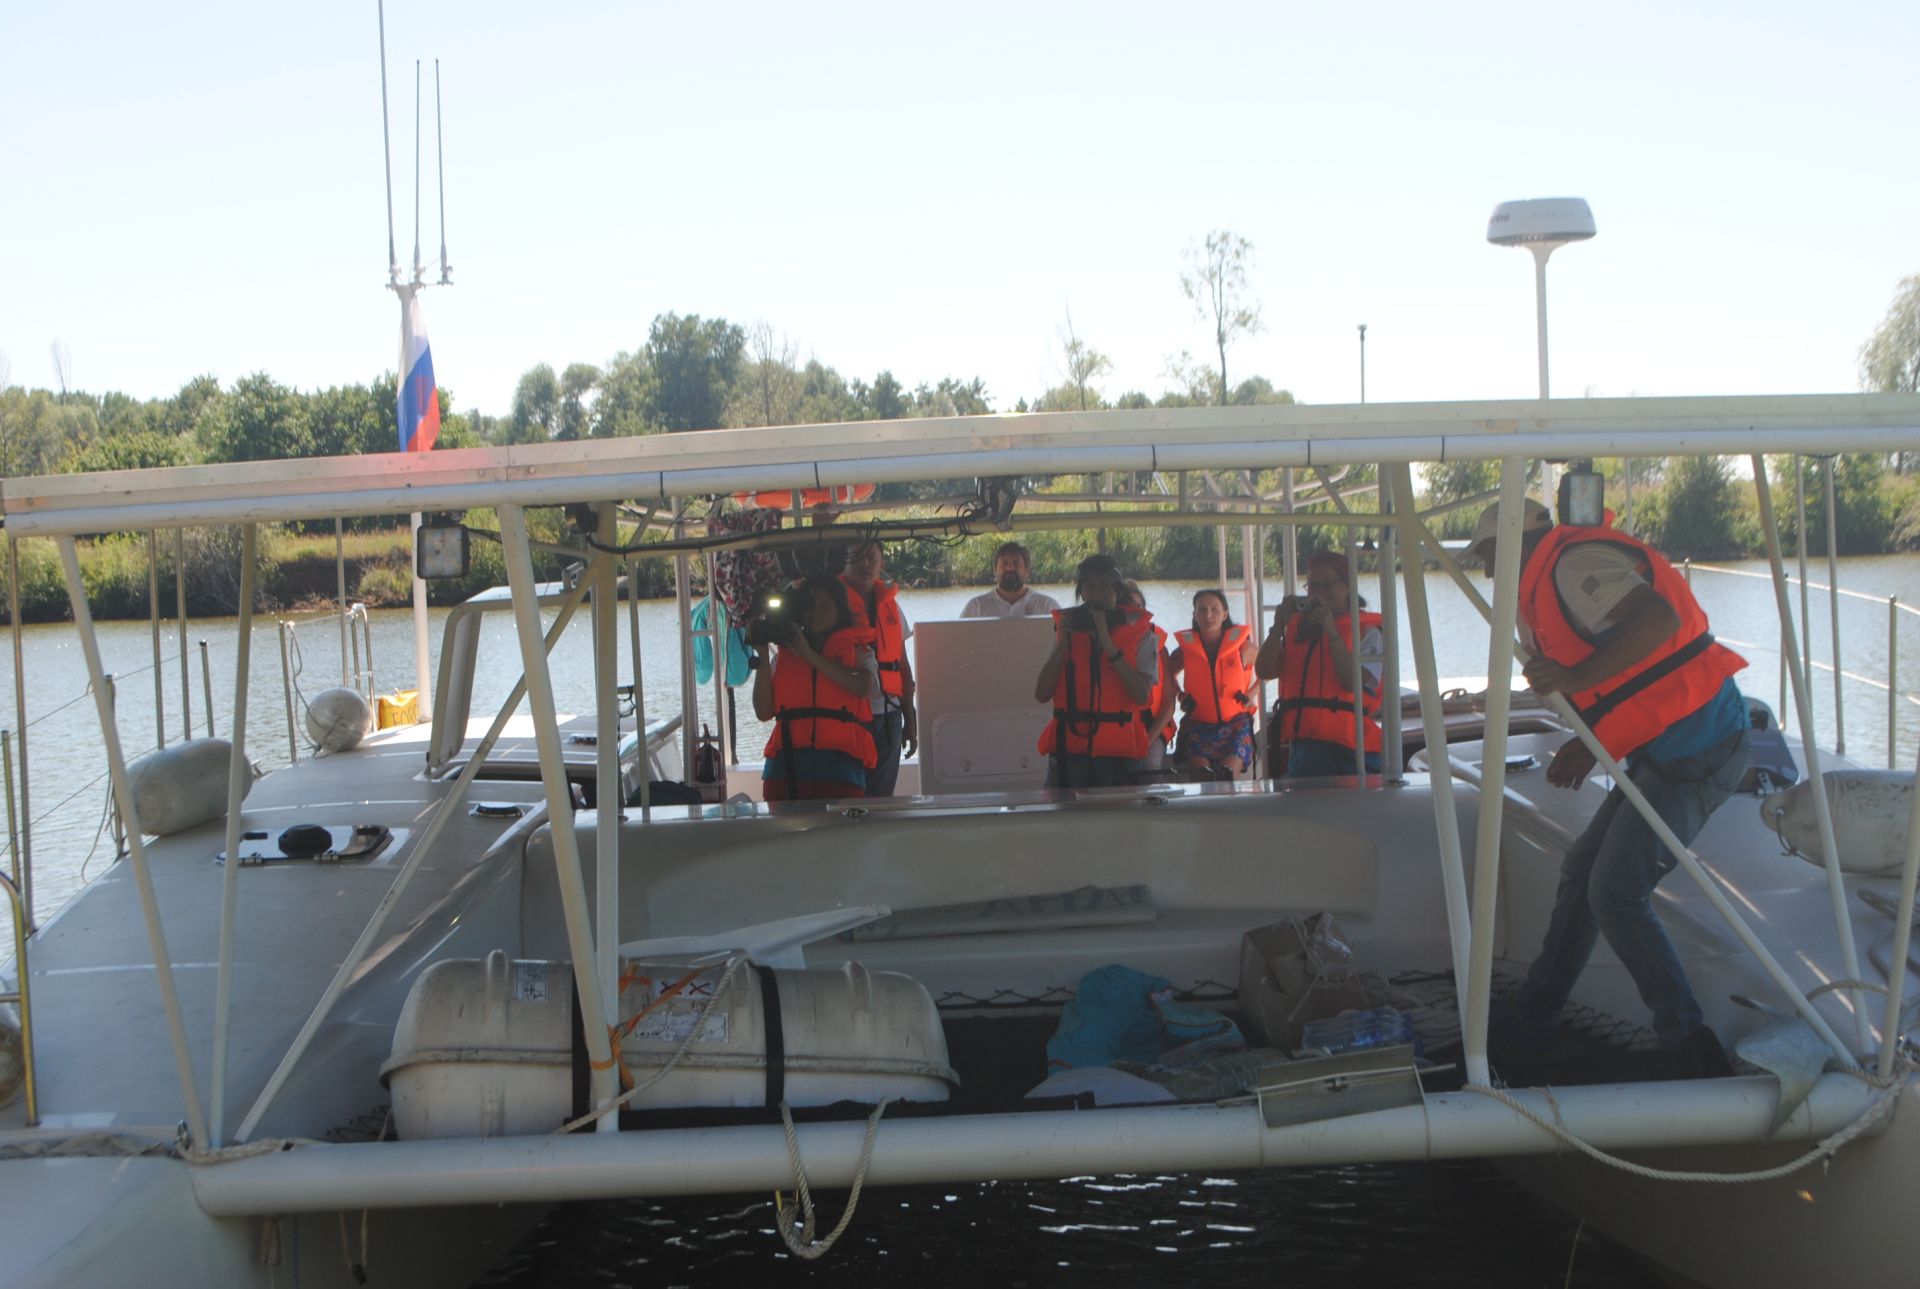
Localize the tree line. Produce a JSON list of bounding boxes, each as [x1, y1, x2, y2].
[[2, 245, 1917, 619]]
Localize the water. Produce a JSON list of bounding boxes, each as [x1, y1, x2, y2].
[[6, 557, 1918, 1285]]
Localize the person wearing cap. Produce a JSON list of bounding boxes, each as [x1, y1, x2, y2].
[[961, 542, 1063, 618], [1033, 554, 1159, 788], [841, 540, 917, 797], [1254, 550, 1384, 778], [1472, 496, 1750, 1061]]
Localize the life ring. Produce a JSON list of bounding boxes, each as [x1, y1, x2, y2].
[[731, 484, 875, 510]]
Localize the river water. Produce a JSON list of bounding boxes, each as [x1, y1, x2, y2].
[[6, 556, 1919, 1285]]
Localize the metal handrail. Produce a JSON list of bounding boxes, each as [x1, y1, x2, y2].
[[1, 857, 40, 1125]]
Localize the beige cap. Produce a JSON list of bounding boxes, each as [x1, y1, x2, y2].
[[1468, 498, 1552, 555]]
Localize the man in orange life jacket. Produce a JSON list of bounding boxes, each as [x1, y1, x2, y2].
[[1034, 554, 1159, 788], [841, 540, 917, 797], [1254, 551, 1384, 778], [1474, 498, 1751, 1058]]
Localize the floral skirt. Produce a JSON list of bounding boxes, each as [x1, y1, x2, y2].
[[1175, 712, 1255, 772]]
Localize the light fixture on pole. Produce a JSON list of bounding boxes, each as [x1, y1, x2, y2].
[[1486, 197, 1595, 400], [1357, 323, 1368, 404]]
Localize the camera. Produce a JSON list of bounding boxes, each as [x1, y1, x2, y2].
[[745, 582, 813, 648], [1277, 595, 1309, 618]]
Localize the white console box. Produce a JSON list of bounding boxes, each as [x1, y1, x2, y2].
[[913, 615, 1056, 795]]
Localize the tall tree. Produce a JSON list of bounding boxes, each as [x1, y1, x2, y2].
[[508, 363, 560, 443], [198, 373, 312, 462], [556, 363, 601, 441], [1179, 230, 1264, 406], [594, 351, 655, 438], [644, 313, 745, 432], [1860, 274, 1920, 472], [1647, 454, 1742, 558], [726, 324, 804, 428], [1058, 312, 1111, 412]]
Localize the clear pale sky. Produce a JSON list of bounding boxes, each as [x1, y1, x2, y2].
[[3, 1, 1916, 420]]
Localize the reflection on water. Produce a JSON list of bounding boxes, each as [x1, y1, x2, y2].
[[476, 1165, 1659, 1288]]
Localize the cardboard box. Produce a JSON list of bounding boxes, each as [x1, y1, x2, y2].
[[1237, 914, 1377, 1052]]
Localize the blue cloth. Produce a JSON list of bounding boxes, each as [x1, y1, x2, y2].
[[762, 748, 866, 788], [1284, 738, 1380, 778], [1637, 678, 1746, 764], [691, 597, 751, 687], [1046, 964, 1242, 1070], [1516, 724, 1751, 1046]]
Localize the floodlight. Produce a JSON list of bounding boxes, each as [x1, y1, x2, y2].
[[415, 518, 470, 579]]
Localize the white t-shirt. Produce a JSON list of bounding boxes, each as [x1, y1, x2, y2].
[[961, 588, 1063, 619]]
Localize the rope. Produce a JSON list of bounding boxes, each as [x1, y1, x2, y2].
[[1460, 1070, 1908, 1184], [553, 953, 750, 1135], [773, 1096, 891, 1260]]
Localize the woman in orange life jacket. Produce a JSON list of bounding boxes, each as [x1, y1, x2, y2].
[[1170, 589, 1258, 779], [1033, 554, 1158, 789], [748, 573, 878, 802], [1254, 550, 1384, 778], [1121, 581, 1180, 773]]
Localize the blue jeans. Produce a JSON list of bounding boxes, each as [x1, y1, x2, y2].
[[866, 708, 905, 797], [1284, 738, 1380, 778], [1516, 728, 1751, 1047]]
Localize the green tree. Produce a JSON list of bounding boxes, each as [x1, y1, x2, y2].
[[726, 325, 804, 428], [556, 363, 600, 441], [65, 429, 194, 473], [1057, 314, 1111, 412], [155, 375, 224, 440], [1179, 229, 1264, 406], [1645, 455, 1743, 558], [1768, 454, 1894, 555], [854, 370, 906, 421], [594, 351, 655, 438], [644, 313, 745, 432], [1860, 274, 1920, 472], [198, 373, 312, 463], [508, 363, 560, 443], [1421, 460, 1502, 538], [908, 376, 991, 418]]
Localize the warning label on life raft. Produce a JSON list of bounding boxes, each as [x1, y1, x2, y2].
[[628, 1000, 729, 1044]]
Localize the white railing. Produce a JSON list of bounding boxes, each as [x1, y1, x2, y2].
[[1685, 560, 1920, 769]]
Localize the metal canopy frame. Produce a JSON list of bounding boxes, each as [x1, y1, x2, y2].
[[13, 391, 1920, 1155]]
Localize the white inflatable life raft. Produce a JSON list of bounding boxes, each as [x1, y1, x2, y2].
[[1758, 769, 1915, 876], [382, 950, 956, 1139]]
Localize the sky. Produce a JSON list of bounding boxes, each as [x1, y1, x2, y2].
[[3, 1, 1917, 422]]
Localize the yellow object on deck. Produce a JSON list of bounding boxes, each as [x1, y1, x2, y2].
[[376, 689, 420, 729]]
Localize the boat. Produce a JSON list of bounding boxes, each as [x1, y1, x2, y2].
[[3, 392, 1920, 1287]]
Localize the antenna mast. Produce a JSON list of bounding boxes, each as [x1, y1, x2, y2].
[[412, 60, 423, 284], [435, 59, 451, 284], [376, 0, 398, 286]]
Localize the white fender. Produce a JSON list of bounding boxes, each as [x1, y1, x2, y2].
[[126, 738, 256, 837], [306, 687, 372, 753], [1757, 769, 1915, 876]]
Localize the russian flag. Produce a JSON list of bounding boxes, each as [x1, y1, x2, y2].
[[397, 288, 440, 453]]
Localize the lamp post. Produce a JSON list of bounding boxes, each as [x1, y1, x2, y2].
[[1486, 197, 1595, 400], [1358, 323, 1368, 403]]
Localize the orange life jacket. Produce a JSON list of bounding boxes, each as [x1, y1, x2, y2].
[[1038, 607, 1154, 761], [1143, 623, 1178, 745], [1520, 525, 1746, 760], [763, 626, 878, 769], [1174, 623, 1257, 725], [842, 575, 908, 703], [1275, 610, 1383, 752]]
